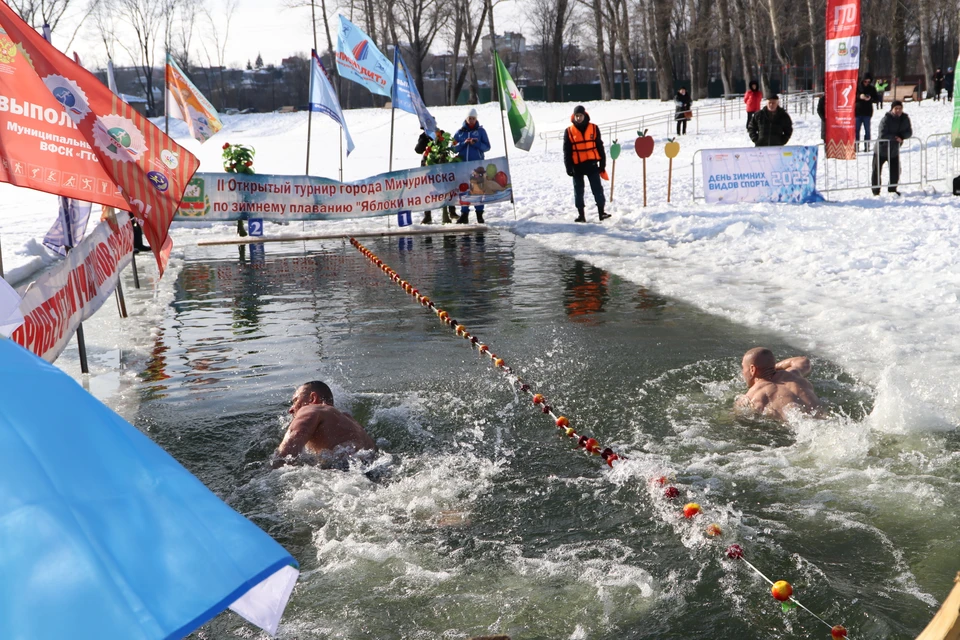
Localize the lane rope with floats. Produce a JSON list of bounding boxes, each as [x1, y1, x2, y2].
[[349, 237, 850, 640]]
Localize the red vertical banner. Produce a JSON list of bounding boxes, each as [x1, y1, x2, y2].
[[824, 0, 860, 159]]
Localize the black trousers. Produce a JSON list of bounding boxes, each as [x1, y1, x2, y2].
[[573, 167, 605, 210], [676, 118, 687, 135], [872, 145, 900, 194]]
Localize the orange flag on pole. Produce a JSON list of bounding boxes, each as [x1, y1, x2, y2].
[[0, 6, 200, 275]]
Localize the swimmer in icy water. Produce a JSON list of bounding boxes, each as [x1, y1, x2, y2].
[[272, 381, 377, 468], [735, 347, 820, 420]]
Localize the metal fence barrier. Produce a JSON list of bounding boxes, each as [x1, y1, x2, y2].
[[923, 133, 959, 194]]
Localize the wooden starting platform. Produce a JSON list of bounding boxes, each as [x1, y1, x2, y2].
[[195, 225, 491, 247]]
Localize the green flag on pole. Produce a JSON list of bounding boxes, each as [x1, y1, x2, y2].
[[952, 56, 960, 148], [495, 52, 535, 151]]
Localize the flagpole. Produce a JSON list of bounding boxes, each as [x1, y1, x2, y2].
[[164, 49, 169, 135], [306, 0, 319, 175], [493, 53, 517, 219], [388, 45, 398, 173]]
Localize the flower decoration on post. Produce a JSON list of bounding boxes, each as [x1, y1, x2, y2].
[[222, 142, 256, 174]]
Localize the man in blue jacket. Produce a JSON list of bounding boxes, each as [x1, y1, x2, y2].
[[453, 107, 491, 224]]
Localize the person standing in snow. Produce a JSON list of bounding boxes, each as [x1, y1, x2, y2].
[[453, 108, 491, 224], [748, 94, 793, 147], [871, 100, 912, 196], [675, 87, 692, 135], [563, 105, 609, 223], [744, 81, 763, 129], [933, 68, 945, 101], [947, 68, 955, 101], [855, 75, 877, 151]]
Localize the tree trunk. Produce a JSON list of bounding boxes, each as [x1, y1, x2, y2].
[[716, 0, 735, 95], [611, 0, 637, 99], [918, 0, 935, 97], [804, 0, 820, 91], [649, 0, 675, 100], [593, 0, 612, 99], [764, 0, 791, 90]]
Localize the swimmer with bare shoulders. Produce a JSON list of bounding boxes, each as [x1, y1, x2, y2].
[[735, 347, 820, 420], [272, 381, 376, 468]]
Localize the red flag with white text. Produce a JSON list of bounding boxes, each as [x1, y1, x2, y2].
[[824, 0, 860, 160], [0, 5, 200, 275]]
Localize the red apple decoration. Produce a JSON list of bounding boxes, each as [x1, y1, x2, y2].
[[634, 129, 654, 158], [494, 171, 508, 187], [459, 182, 469, 192]]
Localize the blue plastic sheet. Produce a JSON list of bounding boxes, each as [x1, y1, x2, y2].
[[0, 340, 298, 639]]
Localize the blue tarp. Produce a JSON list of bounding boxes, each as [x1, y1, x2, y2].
[[0, 340, 298, 639]]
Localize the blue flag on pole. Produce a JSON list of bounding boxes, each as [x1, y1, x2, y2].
[[392, 48, 437, 138], [310, 50, 355, 156], [335, 15, 393, 98], [43, 197, 92, 256]]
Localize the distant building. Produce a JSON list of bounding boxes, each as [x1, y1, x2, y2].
[[481, 32, 526, 57]]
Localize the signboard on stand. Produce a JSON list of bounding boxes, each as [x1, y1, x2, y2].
[[702, 146, 824, 204]]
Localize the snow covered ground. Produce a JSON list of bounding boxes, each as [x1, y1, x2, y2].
[[3, 95, 960, 431]]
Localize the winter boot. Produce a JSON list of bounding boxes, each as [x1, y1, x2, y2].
[[237, 219, 248, 237], [598, 203, 611, 221], [442, 206, 453, 224], [456, 211, 469, 224], [574, 207, 586, 223], [132, 221, 151, 253], [476, 211, 485, 224], [421, 211, 433, 224]]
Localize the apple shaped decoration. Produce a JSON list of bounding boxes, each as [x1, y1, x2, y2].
[[494, 171, 508, 187], [634, 129, 654, 158], [664, 137, 680, 159], [610, 140, 621, 160]]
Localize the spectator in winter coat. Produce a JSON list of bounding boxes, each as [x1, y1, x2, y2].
[[563, 105, 609, 223], [933, 68, 945, 101], [674, 87, 692, 135], [872, 100, 912, 196], [817, 94, 826, 142], [874, 78, 889, 110], [748, 94, 793, 147], [855, 75, 878, 150], [744, 81, 763, 129], [453, 108, 492, 224]]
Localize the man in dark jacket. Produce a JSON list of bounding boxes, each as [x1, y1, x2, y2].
[[934, 68, 945, 101], [748, 94, 793, 147], [674, 87, 692, 135], [453, 108, 492, 224], [563, 105, 609, 223], [872, 100, 912, 196], [855, 75, 877, 151]]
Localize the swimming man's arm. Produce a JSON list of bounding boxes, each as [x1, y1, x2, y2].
[[274, 407, 322, 461], [775, 356, 811, 377]]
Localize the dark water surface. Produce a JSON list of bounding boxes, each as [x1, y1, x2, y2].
[[132, 231, 958, 640]]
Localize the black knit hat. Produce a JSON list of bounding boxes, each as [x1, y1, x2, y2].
[[765, 92, 779, 100], [573, 105, 586, 115]]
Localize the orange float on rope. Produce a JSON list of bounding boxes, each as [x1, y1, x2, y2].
[[532, 394, 544, 405], [494, 358, 504, 368], [683, 503, 701, 518], [556, 416, 569, 428], [830, 625, 847, 638], [771, 580, 793, 602], [705, 523, 722, 537], [584, 438, 600, 453]]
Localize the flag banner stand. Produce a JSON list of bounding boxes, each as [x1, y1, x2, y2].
[[824, 0, 860, 159]]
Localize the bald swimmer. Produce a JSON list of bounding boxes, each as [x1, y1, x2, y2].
[[735, 347, 820, 420], [273, 381, 376, 468]]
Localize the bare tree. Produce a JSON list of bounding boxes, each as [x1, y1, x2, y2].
[[393, 0, 448, 94], [527, 0, 575, 100], [196, 0, 239, 109]]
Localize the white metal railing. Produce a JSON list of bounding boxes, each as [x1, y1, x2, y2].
[[923, 132, 959, 193]]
